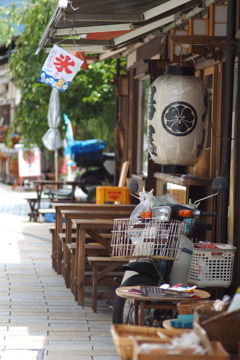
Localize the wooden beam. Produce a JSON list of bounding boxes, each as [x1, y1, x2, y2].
[[170, 35, 226, 45], [50, 38, 113, 46], [191, 45, 224, 60]]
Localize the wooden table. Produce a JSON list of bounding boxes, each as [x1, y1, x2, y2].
[[71, 218, 115, 306], [116, 286, 211, 326], [33, 180, 83, 213], [61, 208, 133, 287], [51, 203, 135, 274]]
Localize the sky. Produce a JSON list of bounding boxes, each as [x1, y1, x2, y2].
[[0, 1, 24, 5], [0, 1, 24, 34]]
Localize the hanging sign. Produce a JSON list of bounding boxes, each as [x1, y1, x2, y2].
[[38, 45, 84, 92], [18, 146, 41, 178]]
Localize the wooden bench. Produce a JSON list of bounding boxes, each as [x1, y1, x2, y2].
[[59, 232, 112, 288], [87, 256, 126, 312], [66, 244, 78, 299], [25, 195, 51, 222], [24, 198, 39, 221], [51, 203, 135, 275], [67, 244, 113, 301], [49, 225, 60, 270], [49, 224, 78, 272], [61, 207, 133, 289]]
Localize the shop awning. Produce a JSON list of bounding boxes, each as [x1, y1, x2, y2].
[[36, 0, 222, 59]]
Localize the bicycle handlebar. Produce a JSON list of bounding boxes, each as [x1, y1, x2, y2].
[[200, 211, 217, 217]]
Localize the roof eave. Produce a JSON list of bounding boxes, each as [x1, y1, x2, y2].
[[35, 6, 62, 55]]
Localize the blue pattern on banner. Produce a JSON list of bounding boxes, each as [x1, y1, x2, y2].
[[37, 71, 70, 92]]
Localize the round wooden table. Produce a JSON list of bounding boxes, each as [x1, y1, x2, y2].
[[116, 286, 210, 326]]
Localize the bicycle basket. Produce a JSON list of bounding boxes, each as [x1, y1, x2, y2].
[[111, 218, 186, 260]]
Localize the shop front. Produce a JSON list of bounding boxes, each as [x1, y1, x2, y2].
[[36, 0, 240, 289]]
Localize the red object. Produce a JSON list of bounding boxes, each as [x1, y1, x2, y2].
[[194, 242, 222, 255], [71, 51, 89, 70], [172, 283, 183, 288], [54, 54, 75, 74], [129, 289, 142, 294], [86, 30, 130, 40], [191, 296, 201, 299]]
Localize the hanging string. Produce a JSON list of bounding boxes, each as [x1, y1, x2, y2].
[[52, 27, 82, 53], [69, 1, 79, 11]]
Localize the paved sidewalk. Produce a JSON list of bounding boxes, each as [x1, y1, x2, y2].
[[0, 183, 120, 360]]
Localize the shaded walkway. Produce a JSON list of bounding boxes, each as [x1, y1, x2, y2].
[[0, 183, 120, 360]]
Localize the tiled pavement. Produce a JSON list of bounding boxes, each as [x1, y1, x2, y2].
[[0, 183, 121, 360]]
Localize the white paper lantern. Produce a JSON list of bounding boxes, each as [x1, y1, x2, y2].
[[148, 66, 209, 167]]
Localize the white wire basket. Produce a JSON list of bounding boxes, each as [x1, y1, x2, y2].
[[111, 218, 186, 260]]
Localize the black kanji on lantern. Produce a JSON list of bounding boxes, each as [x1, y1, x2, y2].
[[148, 124, 157, 156], [161, 101, 197, 136], [202, 89, 209, 122], [148, 85, 156, 121]]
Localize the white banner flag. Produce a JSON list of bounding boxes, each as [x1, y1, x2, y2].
[[38, 45, 84, 92], [18, 146, 41, 178]]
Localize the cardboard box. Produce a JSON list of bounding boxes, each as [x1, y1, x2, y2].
[[167, 188, 186, 205]]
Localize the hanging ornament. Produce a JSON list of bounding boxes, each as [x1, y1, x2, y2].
[[147, 65, 210, 171], [38, 45, 84, 92]]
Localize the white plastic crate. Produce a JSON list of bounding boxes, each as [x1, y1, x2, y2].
[[188, 243, 236, 288]]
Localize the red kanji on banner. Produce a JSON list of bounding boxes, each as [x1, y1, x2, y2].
[[53, 54, 75, 74]]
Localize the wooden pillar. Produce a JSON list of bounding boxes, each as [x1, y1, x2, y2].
[[231, 50, 240, 295]]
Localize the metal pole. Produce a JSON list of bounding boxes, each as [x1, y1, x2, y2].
[[55, 149, 58, 200], [220, 0, 236, 243]]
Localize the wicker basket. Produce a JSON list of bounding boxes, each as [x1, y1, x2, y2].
[[200, 309, 240, 354], [110, 324, 186, 360], [177, 300, 228, 315], [132, 339, 230, 360]]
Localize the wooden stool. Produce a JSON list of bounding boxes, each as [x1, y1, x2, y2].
[[49, 224, 67, 272], [66, 243, 78, 300], [88, 257, 126, 312], [64, 239, 111, 291], [49, 226, 57, 271], [25, 198, 38, 221], [60, 232, 112, 288]]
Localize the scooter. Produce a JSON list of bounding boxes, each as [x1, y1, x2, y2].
[[74, 152, 115, 202], [111, 176, 228, 326]]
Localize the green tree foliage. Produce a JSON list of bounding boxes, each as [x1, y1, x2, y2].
[[0, 0, 123, 151], [61, 59, 118, 150]]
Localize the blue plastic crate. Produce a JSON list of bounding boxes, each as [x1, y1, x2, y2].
[[44, 213, 56, 223], [170, 314, 194, 329]]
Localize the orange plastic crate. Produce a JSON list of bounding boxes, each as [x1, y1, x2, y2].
[[96, 186, 130, 204]]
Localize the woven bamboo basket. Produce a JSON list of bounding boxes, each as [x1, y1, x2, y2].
[[177, 300, 228, 315], [200, 309, 240, 354], [110, 324, 186, 360], [132, 339, 230, 360]]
